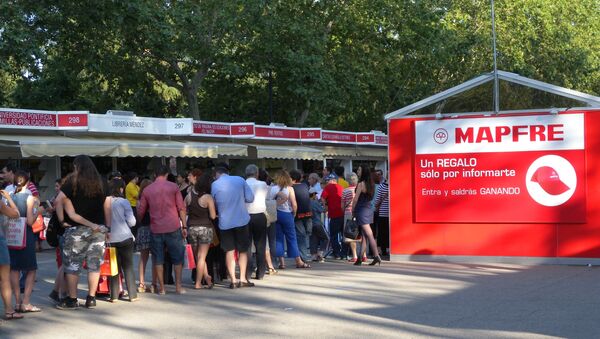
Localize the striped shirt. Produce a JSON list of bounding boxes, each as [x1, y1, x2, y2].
[[341, 185, 356, 215], [374, 181, 389, 217]]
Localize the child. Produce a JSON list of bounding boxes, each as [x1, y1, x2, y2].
[[309, 188, 329, 262]]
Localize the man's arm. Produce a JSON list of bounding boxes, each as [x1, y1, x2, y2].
[[244, 180, 254, 203]]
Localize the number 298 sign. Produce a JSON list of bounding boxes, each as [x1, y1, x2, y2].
[[413, 113, 586, 223]]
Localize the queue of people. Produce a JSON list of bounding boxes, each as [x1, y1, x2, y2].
[[0, 157, 389, 318]]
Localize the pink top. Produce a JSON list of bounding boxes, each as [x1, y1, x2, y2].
[[137, 177, 185, 234]]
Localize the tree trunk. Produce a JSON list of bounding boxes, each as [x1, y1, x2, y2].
[[296, 101, 311, 127], [185, 87, 200, 120]]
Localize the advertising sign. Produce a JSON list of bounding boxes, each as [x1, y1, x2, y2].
[[321, 130, 357, 143], [255, 125, 301, 141], [414, 113, 585, 223], [88, 114, 192, 135]]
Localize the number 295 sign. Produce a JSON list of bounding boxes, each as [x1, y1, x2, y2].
[[413, 113, 586, 223]]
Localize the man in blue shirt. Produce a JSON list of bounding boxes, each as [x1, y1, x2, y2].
[[211, 163, 255, 288]]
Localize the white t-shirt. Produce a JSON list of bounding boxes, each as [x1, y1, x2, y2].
[[246, 178, 268, 214], [268, 185, 292, 213]]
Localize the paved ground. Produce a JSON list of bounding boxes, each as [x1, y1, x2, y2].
[[1, 251, 600, 338]]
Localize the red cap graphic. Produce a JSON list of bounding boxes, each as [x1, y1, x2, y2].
[[531, 166, 570, 195]]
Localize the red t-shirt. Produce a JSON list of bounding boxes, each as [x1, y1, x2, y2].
[[321, 183, 343, 218]]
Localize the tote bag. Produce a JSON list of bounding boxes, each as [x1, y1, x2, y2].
[[7, 217, 27, 250]]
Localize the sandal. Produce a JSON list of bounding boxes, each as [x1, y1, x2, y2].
[[278, 264, 286, 270], [4, 311, 24, 320], [268, 268, 278, 275], [137, 283, 146, 293], [20, 304, 42, 313], [296, 263, 311, 269]]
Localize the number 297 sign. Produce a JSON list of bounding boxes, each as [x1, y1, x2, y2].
[[413, 113, 586, 223]]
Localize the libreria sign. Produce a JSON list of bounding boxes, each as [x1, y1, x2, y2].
[[413, 113, 585, 223]]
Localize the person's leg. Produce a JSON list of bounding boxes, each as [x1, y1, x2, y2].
[[280, 212, 300, 261], [245, 216, 257, 281], [361, 224, 378, 258], [120, 239, 137, 300], [294, 218, 307, 261], [150, 233, 166, 294], [275, 218, 286, 259], [225, 250, 237, 283], [139, 249, 150, 289], [254, 215, 267, 279], [196, 244, 211, 288], [9, 270, 21, 307], [65, 273, 79, 298], [1, 265, 19, 316], [109, 244, 122, 300], [21, 270, 36, 306], [329, 217, 343, 258], [238, 251, 249, 283], [164, 230, 185, 294], [378, 216, 390, 255]]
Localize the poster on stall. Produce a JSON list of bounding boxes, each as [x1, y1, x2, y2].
[[413, 113, 586, 223]]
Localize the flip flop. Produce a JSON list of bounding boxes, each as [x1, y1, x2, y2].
[[19, 304, 41, 313], [296, 263, 311, 269], [4, 311, 24, 320]]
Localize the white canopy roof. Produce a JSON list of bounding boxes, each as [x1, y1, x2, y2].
[[385, 70, 600, 120]]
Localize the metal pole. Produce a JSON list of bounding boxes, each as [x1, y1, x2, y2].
[[491, 0, 500, 114], [268, 70, 273, 122]]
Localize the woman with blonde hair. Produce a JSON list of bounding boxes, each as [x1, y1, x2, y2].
[[269, 170, 310, 269]]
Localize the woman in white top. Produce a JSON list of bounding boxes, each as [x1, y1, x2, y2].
[[269, 170, 310, 269], [244, 164, 269, 280], [103, 178, 137, 302]]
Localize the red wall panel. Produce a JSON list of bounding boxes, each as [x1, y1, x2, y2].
[[389, 110, 600, 258]]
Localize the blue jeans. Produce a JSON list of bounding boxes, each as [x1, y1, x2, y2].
[[151, 229, 185, 266], [275, 210, 299, 258], [294, 217, 312, 261]]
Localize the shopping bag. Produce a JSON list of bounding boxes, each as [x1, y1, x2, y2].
[[39, 217, 50, 240], [31, 214, 45, 233], [100, 247, 118, 276], [7, 217, 27, 250], [183, 243, 196, 269]]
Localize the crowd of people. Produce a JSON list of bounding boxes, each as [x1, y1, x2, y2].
[[0, 156, 390, 318]]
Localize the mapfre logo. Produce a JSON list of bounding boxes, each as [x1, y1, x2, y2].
[[433, 128, 448, 144], [525, 155, 576, 206]]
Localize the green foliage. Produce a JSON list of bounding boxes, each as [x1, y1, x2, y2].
[[0, 0, 598, 131]]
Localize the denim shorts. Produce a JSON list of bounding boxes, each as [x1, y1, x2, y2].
[[0, 234, 9, 266], [151, 229, 185, 266]]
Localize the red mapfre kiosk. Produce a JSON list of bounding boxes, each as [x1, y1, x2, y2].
[[386, 71, 600, 264]]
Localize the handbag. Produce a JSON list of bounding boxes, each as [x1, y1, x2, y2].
[[6, 217, 27, 250], [31, 214, 45, 233], [265, 199, 278, 224], [343, 218, 360, 240], [100, 246, 118, 276]]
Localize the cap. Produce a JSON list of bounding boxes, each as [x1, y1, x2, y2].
[[324, 173, 338, 181], [531, 166, 570, 195]]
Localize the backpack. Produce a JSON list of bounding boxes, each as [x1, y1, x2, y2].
[[45, 212, 64, 247]]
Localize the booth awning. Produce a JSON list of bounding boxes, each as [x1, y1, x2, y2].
[[251, 144, 323, 160], [0, 135, 118, 157], [356, 147, 388, 158], [320, 146, 359, 158], [114, 139, 216, 158], [205, 142, 247, 157], [0, 135, 224, 158]]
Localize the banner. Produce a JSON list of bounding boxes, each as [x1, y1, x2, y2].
[[413, 113, 586, 223]]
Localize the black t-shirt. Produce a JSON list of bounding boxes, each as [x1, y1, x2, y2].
[[61, 180, 105, 226], [293, 183, 311, 215]]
